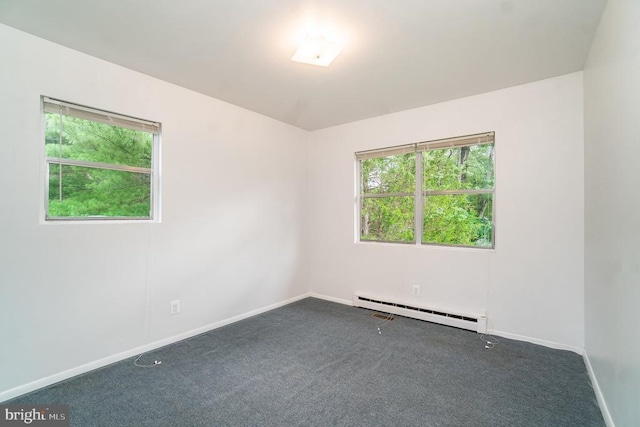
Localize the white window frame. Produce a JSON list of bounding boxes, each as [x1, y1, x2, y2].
[[356, 132, 495, 249], [42, 96, 161, 222]]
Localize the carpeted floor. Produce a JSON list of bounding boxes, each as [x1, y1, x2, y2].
[[8, 298, 604, 426]]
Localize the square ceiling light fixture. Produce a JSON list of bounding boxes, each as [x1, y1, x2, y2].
[[291, 35, 342, 67]]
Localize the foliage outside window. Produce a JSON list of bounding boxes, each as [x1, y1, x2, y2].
[[43, 97, 160, 220], [357, 133, 494, 248]]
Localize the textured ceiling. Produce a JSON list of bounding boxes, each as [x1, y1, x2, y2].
[[0, 0, 606, 130]]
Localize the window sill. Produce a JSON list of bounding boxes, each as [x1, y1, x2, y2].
[[355, 240, 495, 252], [41, 218, 160, 225]]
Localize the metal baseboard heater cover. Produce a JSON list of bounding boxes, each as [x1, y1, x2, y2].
[[353, 294, 487, 333]]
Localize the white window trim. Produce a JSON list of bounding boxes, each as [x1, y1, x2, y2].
[[355, 132, 495, 249], [41, 96, 162, 223]]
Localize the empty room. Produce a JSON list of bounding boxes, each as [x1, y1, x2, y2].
[[0, 0, 637, 426]]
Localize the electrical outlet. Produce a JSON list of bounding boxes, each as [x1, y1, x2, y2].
[[412, 284, 420, 296], [170, 300, 180, 315]]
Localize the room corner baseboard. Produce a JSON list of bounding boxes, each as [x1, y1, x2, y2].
[[308, 292, 352, 306], [583, 351, 615, 427], [0, 292, 311, 403], [308, 295, 588, 356], [486, 329, 584, 355]]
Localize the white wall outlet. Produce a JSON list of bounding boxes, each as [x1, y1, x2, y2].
[[412, 284, 421, 296], [170, 300, 180, 315]]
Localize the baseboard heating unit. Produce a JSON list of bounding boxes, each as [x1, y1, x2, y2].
[[352, 294, 487, 333]]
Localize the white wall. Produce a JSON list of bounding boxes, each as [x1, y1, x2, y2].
[[584, 0, 640, 425], [307, 73, 585, 349], [0, 24, 308, 397]]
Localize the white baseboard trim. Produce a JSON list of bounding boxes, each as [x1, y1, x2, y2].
[[309, 294, 587, 355], [487, 329, 584, 355], [0, 292, 311, 403], [308, 292, 352, 306], [583, 351, 615, 427]]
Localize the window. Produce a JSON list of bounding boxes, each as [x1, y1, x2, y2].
[[357, 132, 494, 248], [43, 97, 160, 220]]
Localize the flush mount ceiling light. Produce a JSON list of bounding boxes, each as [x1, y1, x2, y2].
[[291, 35, 342, 67]]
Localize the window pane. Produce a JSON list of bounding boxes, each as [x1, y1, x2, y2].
[[361, 196, 414, 243], [423, 194, 493, 247], [48, 164, 151, 218], [45, 112, 153, 168], [361, 153, 415, 194], [423, 144, 494, 191]]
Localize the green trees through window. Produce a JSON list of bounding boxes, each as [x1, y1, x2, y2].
[[44, 98, 159, 220], [361, 153, 415, 243], [358, 133, 494, 248]]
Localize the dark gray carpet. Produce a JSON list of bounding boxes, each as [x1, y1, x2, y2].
[[8, 298, 604, 426]]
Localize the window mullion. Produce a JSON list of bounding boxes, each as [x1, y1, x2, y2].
[[45, 157, 152, 174], [45, 161, 50, 218], [151, 133, 160, 220], [58, 107, 63, 201], [414, 151, 422, 245], [423, 189, 494, 196], [362, 192, 414, 198], [356, 159, 363, 242]]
